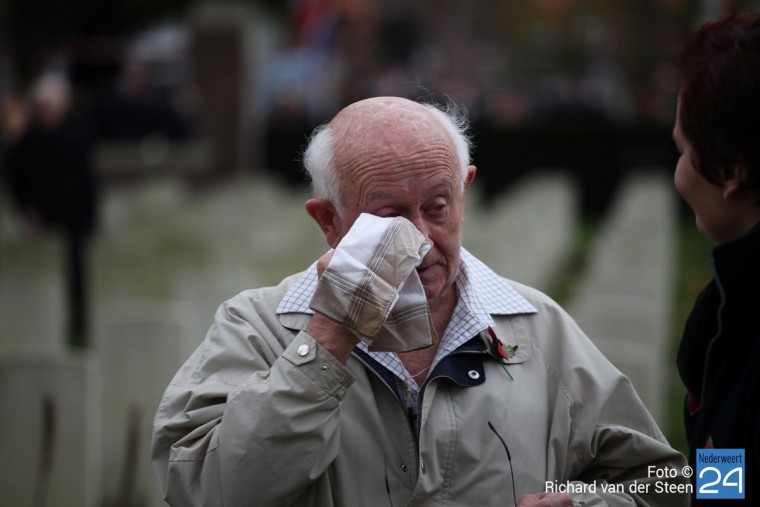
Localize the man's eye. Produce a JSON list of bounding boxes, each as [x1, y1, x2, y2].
[[428, 203, 448, 215]]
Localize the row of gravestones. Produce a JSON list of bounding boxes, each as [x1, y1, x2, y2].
[[464, 169, 578, 292], [0, 169, 674, 506], [567, 169, 676, 426]]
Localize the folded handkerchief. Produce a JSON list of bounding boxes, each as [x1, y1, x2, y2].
[[310, 213, 434, 352]]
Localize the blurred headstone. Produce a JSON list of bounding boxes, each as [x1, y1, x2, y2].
[[0, 234, 65, 351], [175, 263, 263, 322], [0, 347, 100, 507], [568, 170, 676, 425], [464, 170, 578, 293], [94, 298, 202, 507]]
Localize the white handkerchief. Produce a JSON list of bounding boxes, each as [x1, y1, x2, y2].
[[309, 213, 434, 351]]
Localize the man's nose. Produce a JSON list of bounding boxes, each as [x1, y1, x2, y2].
[[409, 215, 432, 241]]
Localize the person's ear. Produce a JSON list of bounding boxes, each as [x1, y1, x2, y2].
[[305, 198, 342, 248], [722, 159, 750, 199], [464, 165, 477, 191]]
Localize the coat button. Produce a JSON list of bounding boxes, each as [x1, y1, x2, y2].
[[297, 344, 309, 356], [320, 363, 329, 373], [468, 370, 480, 379], [400, 463, 408, 472]]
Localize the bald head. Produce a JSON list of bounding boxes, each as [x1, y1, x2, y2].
[[332, 98, 452, 184], [331, 97, 441, 137], [303, 97, 471, 211]]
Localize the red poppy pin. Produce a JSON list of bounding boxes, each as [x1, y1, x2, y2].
[[487, 327, 518, 361], [486, 327, 517, 380]]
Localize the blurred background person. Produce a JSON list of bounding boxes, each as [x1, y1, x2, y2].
[[673, 11, 760, 505], [2, 72, 99, 347]]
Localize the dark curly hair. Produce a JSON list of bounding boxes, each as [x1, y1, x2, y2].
[[679, 11, 760, 189]]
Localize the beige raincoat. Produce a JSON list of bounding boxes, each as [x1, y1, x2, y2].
[[152, 272, 688, 507]]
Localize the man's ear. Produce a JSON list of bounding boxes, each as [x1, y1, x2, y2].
[[464, 165, 477, 191], [722, 159, 750, 199], [305, 198, 342, 248]]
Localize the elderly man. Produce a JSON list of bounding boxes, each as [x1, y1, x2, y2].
[[152, 97, 688, 506]]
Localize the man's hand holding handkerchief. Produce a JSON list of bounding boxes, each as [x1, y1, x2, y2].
[[309, 213, 435, 352]]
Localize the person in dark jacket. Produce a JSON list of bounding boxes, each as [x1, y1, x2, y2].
[[673, 11, 760, 506], [3, 73, 98, 347]]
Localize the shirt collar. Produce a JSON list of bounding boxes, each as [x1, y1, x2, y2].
[[276, 247, 537, 321]]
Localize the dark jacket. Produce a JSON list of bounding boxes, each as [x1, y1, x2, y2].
[[677, 221, 760, 505], [3, 115, 97, 234]]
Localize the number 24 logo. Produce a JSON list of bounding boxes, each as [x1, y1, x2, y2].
[[699, 466, 743, 494]]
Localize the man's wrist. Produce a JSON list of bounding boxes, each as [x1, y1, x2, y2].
[[307, 313, 359, 364]]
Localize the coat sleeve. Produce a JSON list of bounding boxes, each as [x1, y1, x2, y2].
[[565, 376, 691, 507], [522, 286, 690, 507], [151, 291, 354, 507]]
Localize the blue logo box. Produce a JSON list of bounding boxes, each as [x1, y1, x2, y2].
[[696, 449, 745, 500]]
